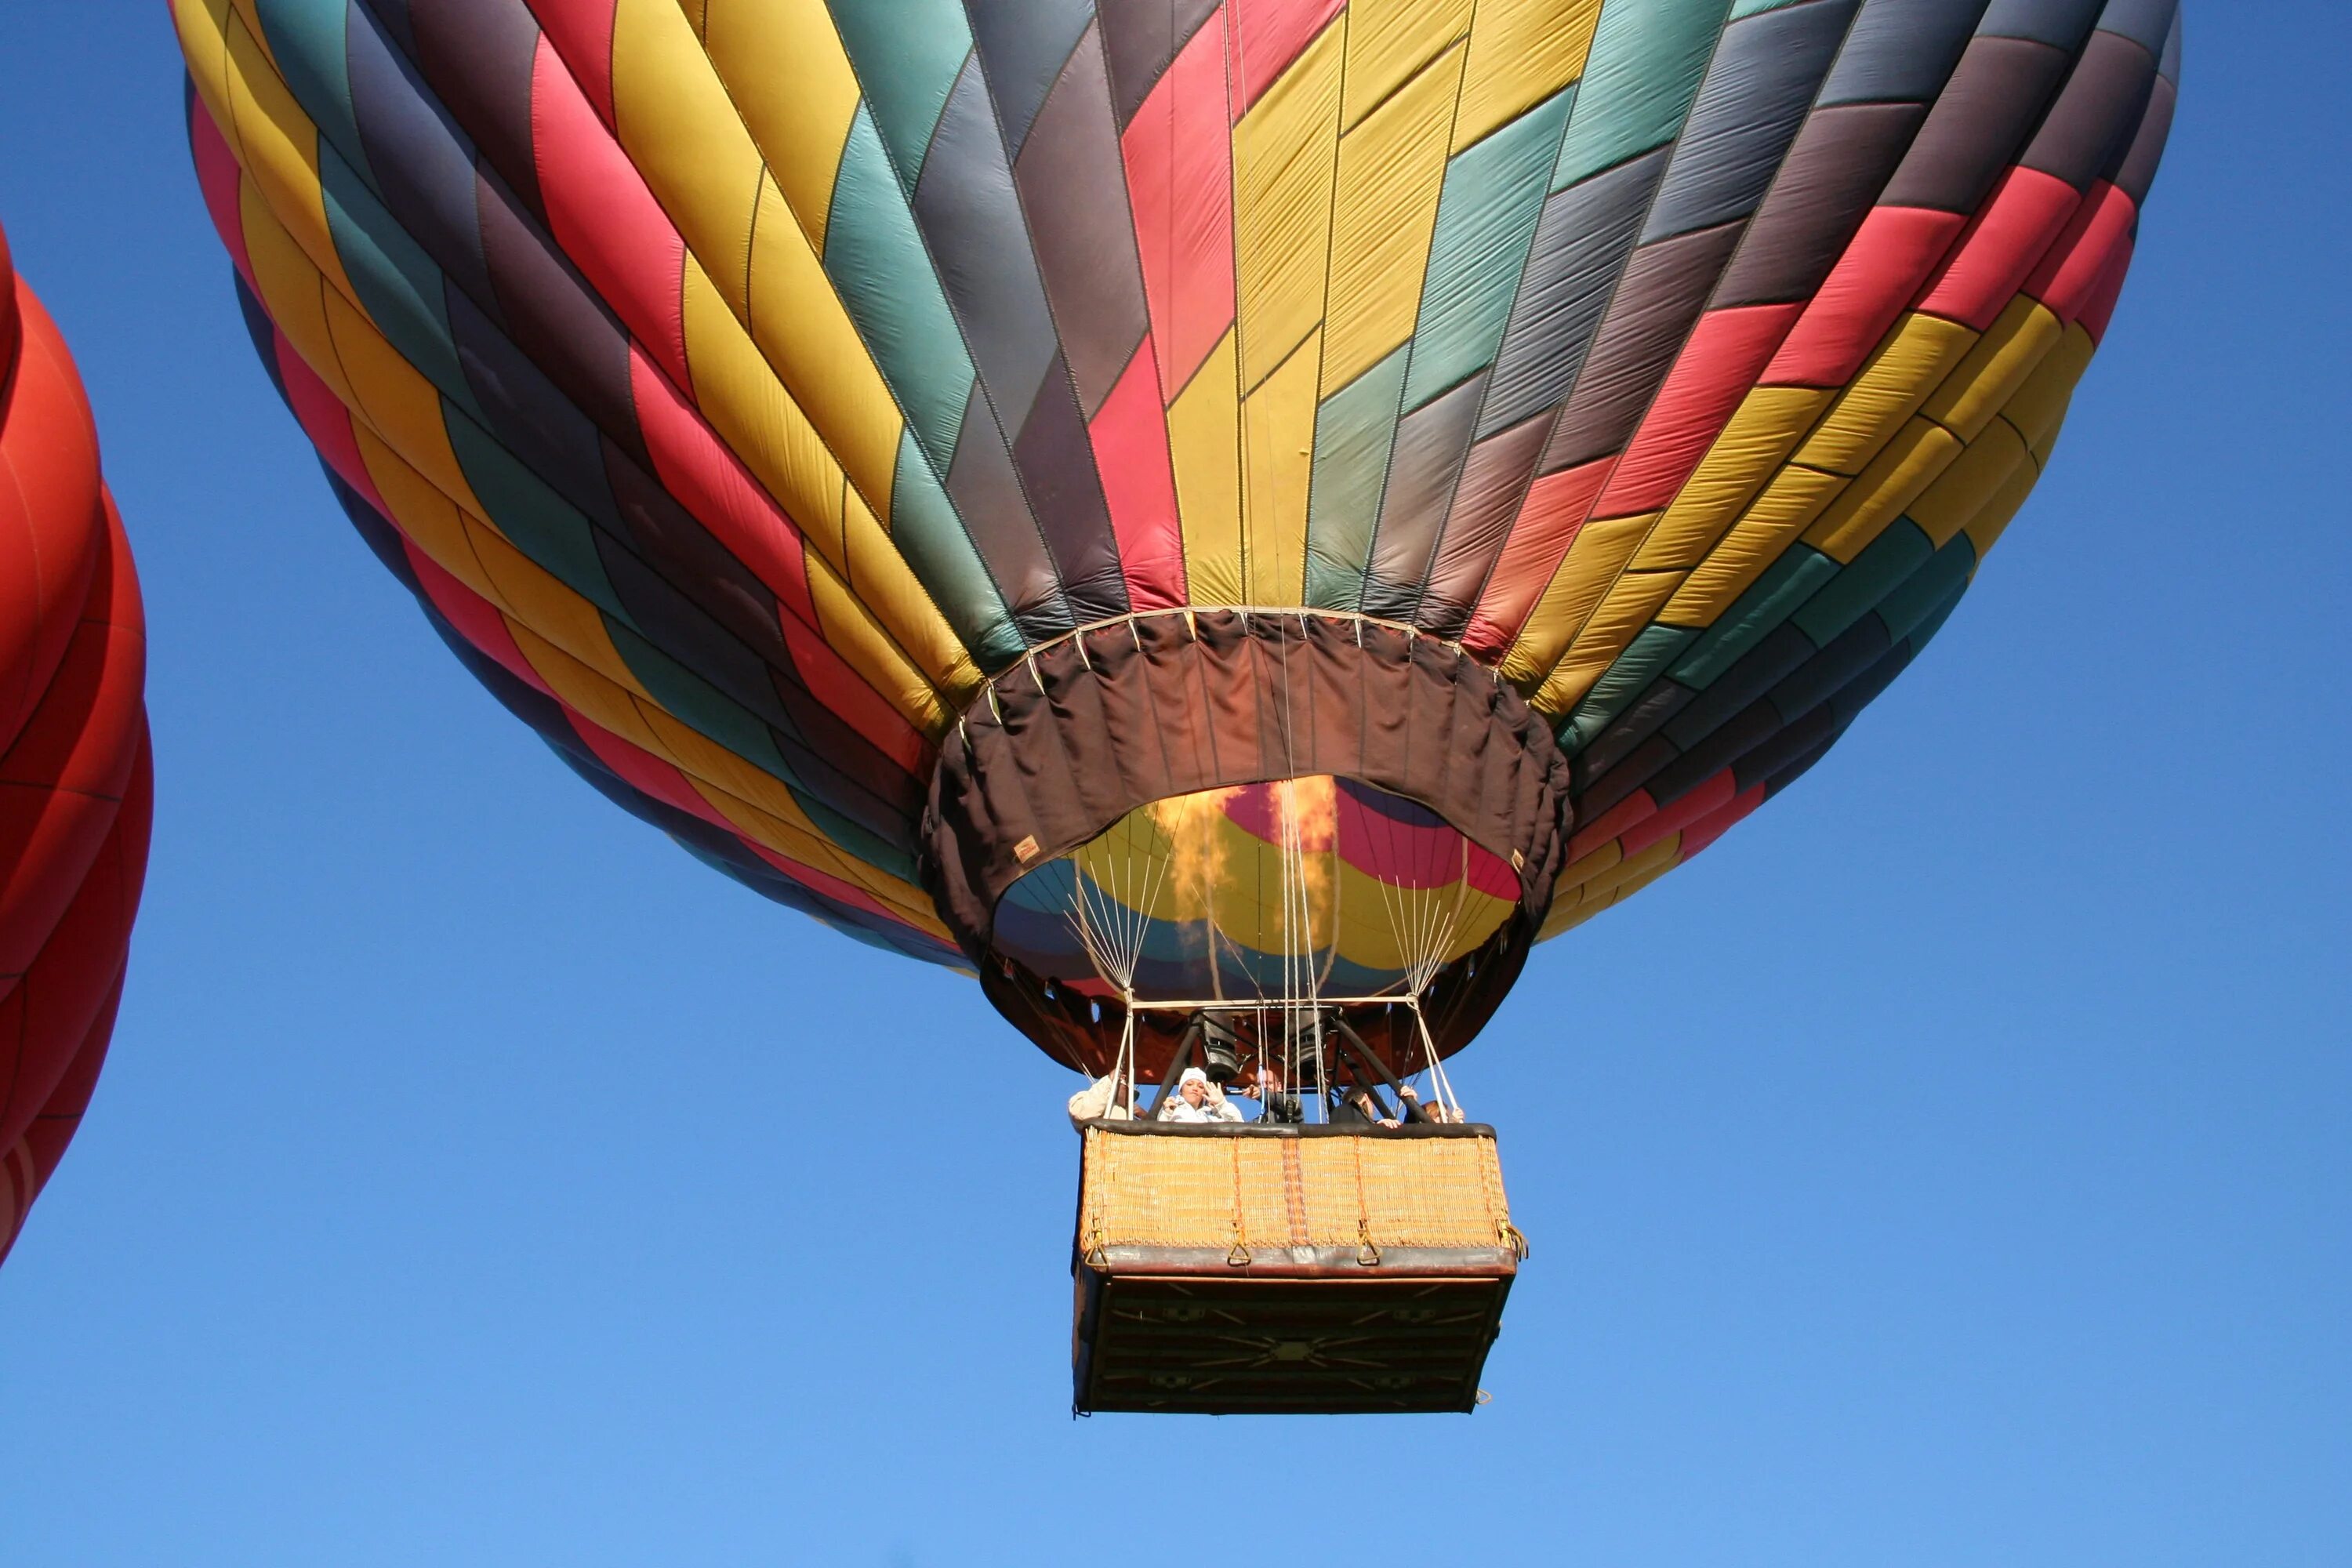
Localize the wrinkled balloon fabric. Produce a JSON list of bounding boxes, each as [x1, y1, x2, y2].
[[0, 222, 152, 1265], [176, 0, 2175, 1051]]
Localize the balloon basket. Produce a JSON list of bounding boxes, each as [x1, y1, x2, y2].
[[1070, 1122, 1524, 1415]]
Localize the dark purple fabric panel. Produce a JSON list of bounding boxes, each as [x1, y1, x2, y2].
[[966, 0, 1098, 156], [1880, 36, 2072, 211], [1419, 412, 1556, 637], [397, 0, 546, 223], [1097, 0, 1223, 128], [1012, 360, 1131, 622], [1363, 373, 1487, 620], [1716, 102, 1930, 305], [2020, 26, 2160, 190], [945, 381, 1075, 640]]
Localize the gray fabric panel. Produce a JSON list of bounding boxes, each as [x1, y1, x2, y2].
[[1715, 102, 1927, 303], [1976, 0, 2106, 45], [1013, 24, 1152, 418], [1096, 0, 1223, 127], [1818, 0, 1989, 106], [1539, 220, 1747, 476], [946, 379, 1073, 638], [914, 56, 1062, 427], [966, 0, 1097, 156], [1642, 0, 1862, 242], [1476, 147, 1673, 438], [1418, 412, 1564, 637], [1363, 372, 1488, 619], [1571, 678, 1694, 782], [1012, 358, 1131, 621], [2158, 8, 2182, 84], [2095, 0, 2179, 53], [2020, 27, 2158, 189], [1879, 35, 2071, 210], [2113, 72, 2176, 204]]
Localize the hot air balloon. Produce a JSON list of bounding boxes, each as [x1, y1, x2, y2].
[[0, 220, 153, 1267], [175, 0, 2176, 1410]]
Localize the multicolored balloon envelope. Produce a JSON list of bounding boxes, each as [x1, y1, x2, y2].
[[176, 0, 2176, 1074], [0, 222, 152, 1265]]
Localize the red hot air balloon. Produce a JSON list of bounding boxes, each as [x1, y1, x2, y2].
[[0, 221, 153, 1267]]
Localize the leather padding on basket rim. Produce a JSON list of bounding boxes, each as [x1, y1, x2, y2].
[[919, 609, 1574, 1065]]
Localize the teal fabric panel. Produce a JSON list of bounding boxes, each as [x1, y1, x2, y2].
[[318, 148, 485, 428], [1559, 622, 1700, 753], [1553, 0, 1736, 191], [887, 434, 1026, 670], [1873, 532, 1976, 644], [443, 411, 630, 625], [825, 106, 977, 474], [1792, 520, 1934, 646], [829, 0, 974, 190], [1403, 89, 1574, 411], [1304, 349, 1411, 611], [254, 0, 374, 194], [1671, 546, 1838, 687]]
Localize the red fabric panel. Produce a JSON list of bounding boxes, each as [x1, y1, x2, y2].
[[0, 967, 123, 1267], [0, 734, 147, 1157], [1915, 166, 2082, 332], [187, 98, 256, 292], [1567, 789, 1657, 864], [627, 354, 928, 773], [402, 543, 560, 701], [1674, 779, 1766, 862], [1227, 0, 1345, 121], [1763, 206, 1969, 387], [1618, 768, 1737, 858], [1122, 16, 1236, 397], [1462, 458, 1615, 659], [2074, 230, 2136, 344], [2027, 180, 2138, 328], [521, 0, 617, 125], [0, 224, 15, 376], [271, 328, 395, 517], [1088, 337, 1189, 610], [1596, 302, 1808, 518], [530, 35, 690, 392], [0, 285, 104, 758]]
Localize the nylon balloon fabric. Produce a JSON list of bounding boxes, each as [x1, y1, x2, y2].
[[0, 223, 154, 1266], [176, 1, 2175, 1030]]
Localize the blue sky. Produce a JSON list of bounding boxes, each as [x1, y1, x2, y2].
[[2, 7, 2346, 1566]]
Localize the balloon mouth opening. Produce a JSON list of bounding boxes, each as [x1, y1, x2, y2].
[[919, 610, 1574, 1079]]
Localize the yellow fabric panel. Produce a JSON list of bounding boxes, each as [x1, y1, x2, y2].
[[214, 8, 358, 307], [1532, 570, 1683, 714], [223, 0, 280, 71], [1793, 313, 1978, 477], [1232, 22, 1347, 390], [1454, 0, 1605, 151], [172, 0, 241, 164], [319, 289, 486, 512], [234, 188, 358, 409], [468, 528, 656, 700], [1802, 418, 1964, 561], [696, 0, 862, 252], [1567, 834, 1679, 908], [807, 546, 952, 737], [1556, 840, 1622, 900], [1963, 426, 2043, 558], [742, 169, 904, 511], [1908, 419, 2029, 549], [839, 487, 981, 711], [611, 0, 761, 304], [1922, 296, 2063, 442], [1662, 466, 1848, 626], [348, 429, 506, 606], [506, 621, 677, 760], [1169, 330, 1244, 605], [1323, 44, 1465, 392], [1629, 386, 1836, 570], [2005, 322, 2096, 463], [1341, 0, 1475, 130], [1499, 512, 1656, 686], [1242, 331, 1322, 607]]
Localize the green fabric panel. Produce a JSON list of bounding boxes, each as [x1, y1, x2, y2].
[[603, 620, 920, 884], [1552, 0, 1734, 192], [829, 0, 973, 190], [1874, 532, 1976, 645], [254, 0, 374, 195], [1559, 622, 1700, 754], [443, 412, 630, 626], [1728, 0, 1813, 16], [320, 150, 486, 428], [1403, 88, 1575, 410], [1899, 572, 1967, 654], [1303, 348, 1411, 611], [1792, 521, 1935, 647], [1670, 546, 1838, 688], [826, 107, 975, 474], [887, 433, 1026, 669]]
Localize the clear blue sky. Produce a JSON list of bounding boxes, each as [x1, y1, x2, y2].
[[2, 8, 2345, 1566]]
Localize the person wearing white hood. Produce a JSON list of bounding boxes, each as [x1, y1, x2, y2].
[[1159, 1066, 1242, 1123]]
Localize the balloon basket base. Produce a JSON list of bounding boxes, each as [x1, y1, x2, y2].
[[1069, 1122, 1523, 1415]]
